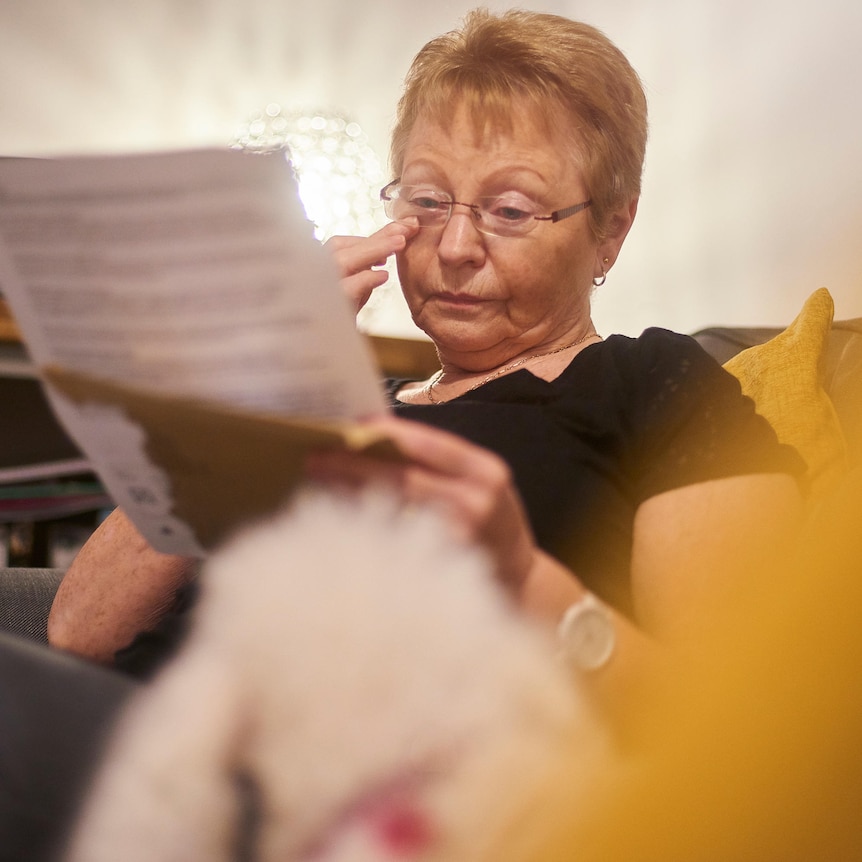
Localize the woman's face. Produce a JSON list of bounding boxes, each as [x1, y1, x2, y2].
[[395, 101, 613, 371]]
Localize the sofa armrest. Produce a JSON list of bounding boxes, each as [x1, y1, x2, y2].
[[0, 567, 65, 644]]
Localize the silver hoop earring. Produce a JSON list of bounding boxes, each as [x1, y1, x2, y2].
[[593, 257, 609, 287]]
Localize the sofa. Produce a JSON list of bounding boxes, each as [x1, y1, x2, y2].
[[2, 301, 860, 647], [0, 566, 65, 643]]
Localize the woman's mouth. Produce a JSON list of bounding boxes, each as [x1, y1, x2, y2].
[[434, 292, 485, 307]]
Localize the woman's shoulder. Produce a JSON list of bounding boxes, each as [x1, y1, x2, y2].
[[601, 327, 712, 363], [585, 327, 806, 492], [551, 325, 762, 448], [383, 377, 416, 407], [560, 326, 724, 394]]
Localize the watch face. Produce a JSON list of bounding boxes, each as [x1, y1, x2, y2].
[[559, 601, 616, 671]]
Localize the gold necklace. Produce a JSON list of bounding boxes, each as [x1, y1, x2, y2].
[[424, 331, 601, 404]]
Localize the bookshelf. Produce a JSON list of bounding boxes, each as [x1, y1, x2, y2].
[[1, 334, 112, 566]]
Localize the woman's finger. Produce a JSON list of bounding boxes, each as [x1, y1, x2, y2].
[[307, 417, 513, 508], [324, 222, 417, 278], [304, 419, 536, 590], [341, 269, 391, 312], [324, 222, 418, 311], [362, 416, 509, 485]]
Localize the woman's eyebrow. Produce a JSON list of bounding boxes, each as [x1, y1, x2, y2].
[[399, 162, 560, 203]]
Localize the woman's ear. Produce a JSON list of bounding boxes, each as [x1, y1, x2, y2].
[[597, 197, 639, 273]]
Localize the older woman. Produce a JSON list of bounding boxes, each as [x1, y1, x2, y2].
[[49, 10, 803, 703]]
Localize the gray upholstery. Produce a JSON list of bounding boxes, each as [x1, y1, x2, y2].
[[0, 568, 65, 643], [0, 630, 136, 861]]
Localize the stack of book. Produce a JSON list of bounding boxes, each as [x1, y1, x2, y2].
[[1, 339, 112, 565]]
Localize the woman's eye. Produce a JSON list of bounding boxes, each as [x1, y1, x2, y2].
[[404, 188, 448, 211], [485, 195, 538, 222], [488, 202, 532, 222], [497, 206, 529, 221], [411, 196, 445, 211]]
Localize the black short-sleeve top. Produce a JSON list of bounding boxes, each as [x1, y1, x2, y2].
[[385, 328, 804, 615]]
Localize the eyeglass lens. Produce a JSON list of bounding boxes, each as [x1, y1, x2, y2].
[[384, 188, 541, 237]]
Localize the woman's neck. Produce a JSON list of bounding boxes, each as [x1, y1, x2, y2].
[[400, 325, 602, 405]]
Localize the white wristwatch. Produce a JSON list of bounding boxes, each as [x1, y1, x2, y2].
[[557, 593, 616, 672]]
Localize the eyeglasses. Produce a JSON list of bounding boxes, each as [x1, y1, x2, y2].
[[380, 180, 592, 239]]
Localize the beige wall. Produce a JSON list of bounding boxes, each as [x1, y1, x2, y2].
[[1, 0, 860, 336]]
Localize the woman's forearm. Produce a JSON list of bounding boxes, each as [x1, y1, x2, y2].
[[47, 508, 198, 665], [519, 549, 663, 742]]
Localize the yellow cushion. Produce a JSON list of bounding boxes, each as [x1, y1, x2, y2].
[[723, 288, 847, 496]]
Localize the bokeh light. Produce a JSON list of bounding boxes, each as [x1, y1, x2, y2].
[[231, 104, 388, 242], [232, 104, 404, 332]]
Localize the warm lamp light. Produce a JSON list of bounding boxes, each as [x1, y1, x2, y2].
[[232, 104, 417, 335], [231, 104, 387, 242]]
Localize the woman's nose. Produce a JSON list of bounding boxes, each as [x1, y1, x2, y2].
[[437, 205, 487, 266]]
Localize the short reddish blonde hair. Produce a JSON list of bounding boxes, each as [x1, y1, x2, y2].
[[390, 8, 648, 239]]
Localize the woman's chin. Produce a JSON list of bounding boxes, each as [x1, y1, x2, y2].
[[421, 331, 511, 370]]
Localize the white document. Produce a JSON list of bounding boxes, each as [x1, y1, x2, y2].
[[0, 148, 387, 555]]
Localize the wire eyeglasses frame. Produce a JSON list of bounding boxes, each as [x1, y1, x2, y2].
[[379, 179, 592, 238]]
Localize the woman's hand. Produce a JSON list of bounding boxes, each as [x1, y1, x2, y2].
[[324, 221, 419, 312], [305, 415, 536, 594]]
